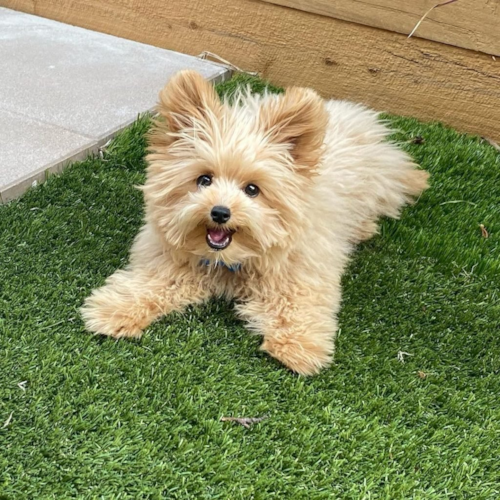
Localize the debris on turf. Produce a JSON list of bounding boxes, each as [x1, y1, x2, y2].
[[220, 415, 269, 429]]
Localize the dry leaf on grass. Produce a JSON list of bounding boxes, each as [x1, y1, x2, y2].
[[480, 224, 489, 238], [408, 136, 425, 145]]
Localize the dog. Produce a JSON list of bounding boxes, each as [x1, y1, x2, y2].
[[81, 70, 428, 375]]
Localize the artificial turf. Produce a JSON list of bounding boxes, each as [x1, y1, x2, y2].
[[1, 74, 499, 499]]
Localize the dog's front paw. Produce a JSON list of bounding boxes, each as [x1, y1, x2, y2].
[[261, 336, 333, 376], [80, 295, 146, 339]]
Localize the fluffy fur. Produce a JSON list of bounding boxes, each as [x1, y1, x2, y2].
[[81, 71, 429, 375]]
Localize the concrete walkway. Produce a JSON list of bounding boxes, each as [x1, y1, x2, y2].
[[0, 7, 229, 203]]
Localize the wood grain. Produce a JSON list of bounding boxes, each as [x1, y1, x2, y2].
[[3, 0, 500, 140], [262, 0, 500, 57]]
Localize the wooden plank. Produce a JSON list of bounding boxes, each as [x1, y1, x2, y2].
[[262, 0, 500, 57], [3, 0, 500, 141]]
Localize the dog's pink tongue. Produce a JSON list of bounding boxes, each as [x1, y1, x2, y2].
[[208, 229, 227, 243]]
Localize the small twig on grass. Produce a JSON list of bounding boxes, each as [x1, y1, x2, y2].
[[480, 224, 489, 238], [17, 381, 27, 391], [37, 320, 65, 331], [198, 51, 259, 76], [221, 415, 269, 429], [397, 351, 413, 363], [440, 200, 477, 207], [3, 412, 13, 428], [408, 0, 459, 39]]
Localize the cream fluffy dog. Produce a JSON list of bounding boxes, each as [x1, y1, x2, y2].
[[81, 71, 428, 375]]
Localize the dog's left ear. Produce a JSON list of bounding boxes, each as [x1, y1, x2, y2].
[[260, 87, 328, 173], [157, 70, 222, 133]]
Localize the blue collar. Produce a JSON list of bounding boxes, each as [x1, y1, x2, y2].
[[200, 259, 241, 272]]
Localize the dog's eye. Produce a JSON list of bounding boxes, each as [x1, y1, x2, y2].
[[197, 175, 212, 188], [244, 184, 260, 198]]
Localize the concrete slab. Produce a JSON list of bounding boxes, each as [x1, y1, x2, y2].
[[0, 109, 94, 202], [0, 7, 230, 202]]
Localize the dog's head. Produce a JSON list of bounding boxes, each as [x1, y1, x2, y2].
[[143, 71, 328, 265]]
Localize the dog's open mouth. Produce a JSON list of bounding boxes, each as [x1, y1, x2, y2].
[[206, 228, 234, 250]]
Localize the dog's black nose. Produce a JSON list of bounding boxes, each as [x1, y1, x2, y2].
[[211, 205, 231, 224]]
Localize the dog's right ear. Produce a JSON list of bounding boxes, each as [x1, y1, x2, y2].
[[157, 70, 222, 133]]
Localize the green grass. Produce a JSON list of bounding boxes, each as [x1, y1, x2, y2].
[[1, 75, 499, 499]]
